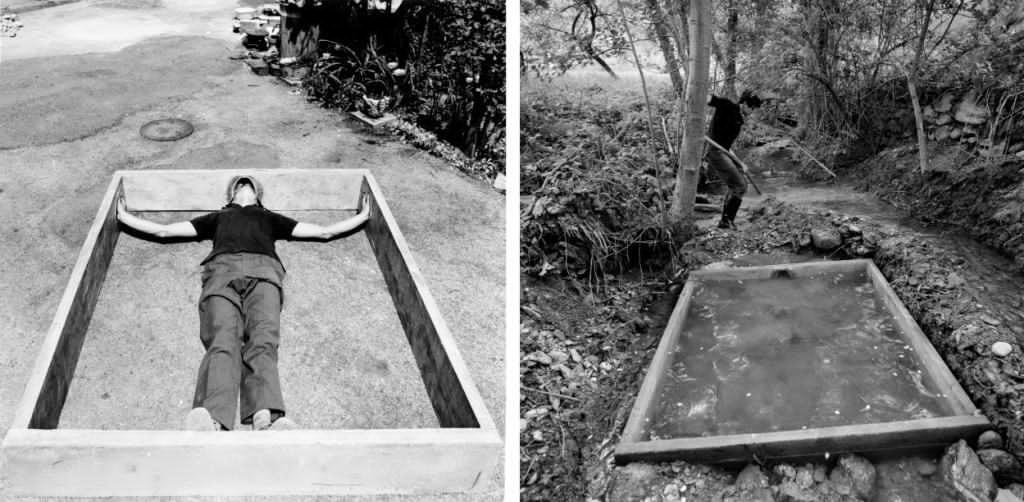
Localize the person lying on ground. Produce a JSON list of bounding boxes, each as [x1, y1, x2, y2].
[[116, 175, 370, 431], [706, 90, 762, 229]]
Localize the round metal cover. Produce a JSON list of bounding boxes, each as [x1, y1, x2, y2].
[[140, 118, 194, 141]]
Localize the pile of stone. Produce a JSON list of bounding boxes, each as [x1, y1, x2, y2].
[[607, 434, 1023, 501], [715, 437, 1023, 502], [923, 90, 1018, 157], [2, 13, 23, 37]]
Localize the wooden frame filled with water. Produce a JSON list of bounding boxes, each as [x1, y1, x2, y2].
[[616, 259, 988, 464]]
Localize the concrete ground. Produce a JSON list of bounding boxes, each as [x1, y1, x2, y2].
[[0, 1, 505, 500]]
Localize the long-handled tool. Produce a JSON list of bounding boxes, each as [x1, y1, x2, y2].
[[703, 135, 762, 196]]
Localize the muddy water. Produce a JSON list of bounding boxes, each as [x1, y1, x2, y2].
[[645, 269, 952, 440]]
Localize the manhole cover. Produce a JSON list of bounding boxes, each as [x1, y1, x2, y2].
[[140, 118, 194, 141]]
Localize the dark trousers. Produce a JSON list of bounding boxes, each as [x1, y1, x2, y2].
[[193, 254, 287, 430], [706, 149, 747, 222]]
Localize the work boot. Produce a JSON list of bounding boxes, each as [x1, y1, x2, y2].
[[721, 195, 743, 227], [717, 217, 736, 230], [185, 407, 220, 431]]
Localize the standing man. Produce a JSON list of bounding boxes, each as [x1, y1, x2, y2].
[[117, 175, 370, 431], [706, 90, 762, 229]]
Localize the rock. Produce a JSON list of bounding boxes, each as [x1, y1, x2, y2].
[[940, 440, 998, 502], [794, 466, 815, 489], [916, 457, 938, 477], [950, 127, 963, 140], [662, 482, 682, 502], [955, 92, 991, 125], [839, 224, 862, 238], [775, 464, 797, 480], [797, 233, 813, 248], [736, 464, 770, 490], [998, 489, 1024, 502], [924, 105, 936, 120], [991, 341, 1013, 357], [1008, 484, 1024, 499], [548, 350, 569, 364], [492, 173, 506, 192], [608, 463, 659, 502], [810, 227, 842, 251], [829, 454, 877, 500], [777, 481, 816, 502], [727, 487, 775, 502], [813, 464, 827, 483], [976, 449, 1024, 484], [934, 93, 956, 113], [935, 125, 952, 140], [936, 113, 953, 126]]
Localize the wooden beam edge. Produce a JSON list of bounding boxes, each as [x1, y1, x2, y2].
[[118, 168, 371, 211], [2, 427, 503, 448], [9, 174, 123, 430], [362, 174, 498, 434], [615, 415, 990, 463], [115, 168, 374, 177], [690, 258, 870, 280], [620, 280, 698, 443], [866, 262, 979, 416]]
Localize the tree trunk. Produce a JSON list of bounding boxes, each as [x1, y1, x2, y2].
[[906, 73, 928, 172], [722, 0, 739, 100], [908, 0, 936, 173], [646, 0, 684, 96], [669, 0, 711, 231]]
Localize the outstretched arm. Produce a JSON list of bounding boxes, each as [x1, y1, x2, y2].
[[116, 196, 198, 238], [291, 194, 371, 240]]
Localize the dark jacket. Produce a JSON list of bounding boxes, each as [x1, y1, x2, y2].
[[708, 95, 743, 150]]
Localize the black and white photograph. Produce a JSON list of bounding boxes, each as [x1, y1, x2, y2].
[[0, 0, 506, 500], [521, 1, 1024, 500]]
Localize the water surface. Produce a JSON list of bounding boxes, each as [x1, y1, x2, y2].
[[646, 269, 953, 440]]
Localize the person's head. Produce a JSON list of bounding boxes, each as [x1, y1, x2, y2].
[[226, 175, 263, 207], [738, 90, 763, 111]]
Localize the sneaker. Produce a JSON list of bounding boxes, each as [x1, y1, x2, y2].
[[270, 416, 298, 430], [252, 409, 298, 430], [185, 407, 220, 431], [252, 409, 272, 431]]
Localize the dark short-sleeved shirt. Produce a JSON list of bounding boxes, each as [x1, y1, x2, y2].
[[708, 95, 744, 150], [190, 203, 298, 265]]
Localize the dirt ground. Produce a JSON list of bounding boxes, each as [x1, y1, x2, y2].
[[0, 1, 504, 500]]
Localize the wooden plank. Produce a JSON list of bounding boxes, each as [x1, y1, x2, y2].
[[690, 259, 869, 281], [620, 280, 698, 443], [1, 428, 500, 496], [616, 415, 989, 465], [866, 261, 978, 416], [10, 176, 123, 430], [120, 168, 366, 211], [361, 175, 496, 432]]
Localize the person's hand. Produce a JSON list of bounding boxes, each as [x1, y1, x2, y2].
[[116, 195, 127, 219]]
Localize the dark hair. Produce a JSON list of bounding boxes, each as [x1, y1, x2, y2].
[[739, 90, 762, 108]]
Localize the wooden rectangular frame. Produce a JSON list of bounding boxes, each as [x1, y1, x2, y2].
[[0, 169, 501, 497], [616, 259, 989, 465]]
